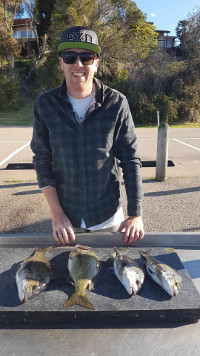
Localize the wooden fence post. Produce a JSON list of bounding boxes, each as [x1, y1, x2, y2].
[[156, 123, 169, 181]]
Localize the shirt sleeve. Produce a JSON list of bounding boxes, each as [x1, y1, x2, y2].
[[113, 96, 143, 217], [30, 97, 57, 189]]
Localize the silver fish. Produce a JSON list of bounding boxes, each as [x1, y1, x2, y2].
[[16, 246, 52, 302], [111, 247, 145, 296], [139, 249, 182, 297]]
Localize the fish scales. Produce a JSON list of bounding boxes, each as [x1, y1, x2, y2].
[[112, 248, 145, 296], [139, 249, 182, 297], [64, 245, 99, 310]]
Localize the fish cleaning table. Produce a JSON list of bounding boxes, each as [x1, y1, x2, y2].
[[0, 233, 200, 325]]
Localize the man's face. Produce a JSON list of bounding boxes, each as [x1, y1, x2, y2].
[[59, 48, 99, 97]]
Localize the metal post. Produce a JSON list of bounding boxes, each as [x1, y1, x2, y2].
[[157, 111, 160, 127], [156, 123, 169, 181]]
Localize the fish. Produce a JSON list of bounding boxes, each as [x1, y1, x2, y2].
[[16, 246, 53, 302], [111, 247, 145, 296], [139, 249, 182, 297], [64, 245, 99, 310]]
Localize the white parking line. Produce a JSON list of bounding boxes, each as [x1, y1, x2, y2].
[[0, 141, 28, 143], [138, 138, 200, 141], [0, 141, 30, 167], [173, 139, 200, 152]]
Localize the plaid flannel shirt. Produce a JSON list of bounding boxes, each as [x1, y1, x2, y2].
[[31, 79, 143, 228]]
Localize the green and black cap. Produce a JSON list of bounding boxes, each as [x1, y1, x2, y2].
[[58, 26, 101, 55]]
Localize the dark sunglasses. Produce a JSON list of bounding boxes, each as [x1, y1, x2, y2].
[[60, 51, 98, 65]]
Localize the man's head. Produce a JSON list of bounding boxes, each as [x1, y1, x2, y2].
[[58, 26, 100, 98]]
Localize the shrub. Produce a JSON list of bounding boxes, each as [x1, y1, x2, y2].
[[0, 69, 21, 110]]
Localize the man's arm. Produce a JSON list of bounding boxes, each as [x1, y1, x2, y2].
[[113, 97, 144, 244], [31, 97, 75, 245], [42, 186, 76, 245]]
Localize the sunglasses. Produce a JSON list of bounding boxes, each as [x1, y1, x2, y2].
[[60, 51, 98, 65]]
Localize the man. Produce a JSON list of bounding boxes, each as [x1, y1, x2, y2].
[[31, 26, 144, 245]]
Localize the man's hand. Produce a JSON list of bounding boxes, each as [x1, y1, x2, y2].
[[52, 211, 76, 245], [41, 186, 76, 245], [118, 216, 144, 245]]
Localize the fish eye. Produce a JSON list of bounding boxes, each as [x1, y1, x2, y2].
[[32, 285, 38, 292]]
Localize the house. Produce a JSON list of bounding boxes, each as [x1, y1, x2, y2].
[[156, 30, 177, 49], [148, 22, 177, 50], [13, 18, 37, 57]]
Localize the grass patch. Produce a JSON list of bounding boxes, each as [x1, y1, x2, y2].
[[0, 100, 34, 126], [0, 116, 32, 125], [136, 122, 200, 128], [170, 122, 200, 128]]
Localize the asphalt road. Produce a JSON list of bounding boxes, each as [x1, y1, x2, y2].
[[0, 126, 199, 234]]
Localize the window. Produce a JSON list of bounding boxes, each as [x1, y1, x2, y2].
[[13, 30, 36, 39]]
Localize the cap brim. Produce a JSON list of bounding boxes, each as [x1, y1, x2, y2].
[[58, 42, 101, 55]]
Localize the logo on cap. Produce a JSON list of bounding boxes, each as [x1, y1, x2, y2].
[[68, 31, 93, 43]]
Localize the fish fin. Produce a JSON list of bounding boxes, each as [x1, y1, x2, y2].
[[110, 251, 117, 260], [34, 246, 52, 254], [113, 247, 130, 255], [123, 255, 139, 266], [139, 249, 152, 259], [75, 245, 90, 251], [64, 293, 95, 310], [110, 247, 125, 260]]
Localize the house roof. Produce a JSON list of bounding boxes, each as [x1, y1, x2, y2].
[[13, 18, 31, 27]]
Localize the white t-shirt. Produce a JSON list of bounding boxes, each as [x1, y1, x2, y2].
[[68, 90, 95, 124]]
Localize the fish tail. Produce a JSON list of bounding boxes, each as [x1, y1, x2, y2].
[[75, 244, 90, 251], [139, 249, 152, 259], [34, 246, 52, 254], [111, 247, 128, 260], [113, 246, 130, 256], [64, 292, 95, 310]]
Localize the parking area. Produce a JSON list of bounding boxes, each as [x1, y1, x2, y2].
[[0, 126, 199, 234], [1, 126, 199, 175]]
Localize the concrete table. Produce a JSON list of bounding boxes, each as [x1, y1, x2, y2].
[[0, 232, 200, 355]]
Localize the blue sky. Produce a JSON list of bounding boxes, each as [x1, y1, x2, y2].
[[135, 0, 200, 36]]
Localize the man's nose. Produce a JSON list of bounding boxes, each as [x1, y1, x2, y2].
[[74, 55, 83, 66]]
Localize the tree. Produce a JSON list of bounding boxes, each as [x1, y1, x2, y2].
[[49, 0, 99, 53], [33, 0, 55, 45], [0, 0, 23, 65], [48, 0, 157, 78], [176, 8, 200, 61]]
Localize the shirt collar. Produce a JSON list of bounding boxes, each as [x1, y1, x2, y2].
[[58, 78, 104, 104]]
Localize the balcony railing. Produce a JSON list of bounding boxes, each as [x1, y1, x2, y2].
[[13, 30, 36, 40]]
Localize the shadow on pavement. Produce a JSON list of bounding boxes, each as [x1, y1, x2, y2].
[[2, 219, 52, 234], [0, 182, 38, 189], [14, 190, 41, 196], [145, 186, 200, 197]]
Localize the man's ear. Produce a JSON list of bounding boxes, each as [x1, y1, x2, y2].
[[94, 59, 99, 74], [59, 57, 64, 71]]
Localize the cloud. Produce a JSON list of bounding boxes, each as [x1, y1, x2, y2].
[[151, 13, 156, 17]]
